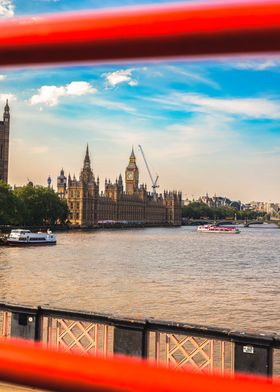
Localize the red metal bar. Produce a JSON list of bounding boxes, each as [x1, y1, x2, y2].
[[0, 1, 279, 66], [0, 339, 280, 392]]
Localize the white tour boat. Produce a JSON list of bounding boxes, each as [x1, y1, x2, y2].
[[197, 225, 240, 234], [7, 229, 57, 246]]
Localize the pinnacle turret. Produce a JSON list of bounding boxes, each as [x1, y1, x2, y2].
[[4, 99, 9, 112], [83, 144, 91, 169], [130, 146, 136, 162], [3, 99, 10, 124]]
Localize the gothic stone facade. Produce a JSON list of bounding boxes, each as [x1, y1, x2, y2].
[[57, 146, 182, 227], [0, 101, 10, 183]]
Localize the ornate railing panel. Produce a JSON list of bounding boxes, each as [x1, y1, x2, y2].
[[149, 331, 233, 374], [57, 319, 98, 354], [44, 317, 113, 357]]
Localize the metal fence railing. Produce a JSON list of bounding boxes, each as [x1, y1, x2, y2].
[[0, 302, 279, 378]]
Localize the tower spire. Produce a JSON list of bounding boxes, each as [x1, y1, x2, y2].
[[130, 146, 136, 162], [5, 99, 9, 111], [83, 143, 91, 169], [3, 99, 9, 119]]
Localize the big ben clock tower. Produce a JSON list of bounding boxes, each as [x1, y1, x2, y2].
[[125, 148, 139, 195]]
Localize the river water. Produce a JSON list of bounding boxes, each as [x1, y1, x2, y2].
[[0, 225, 279, 333]]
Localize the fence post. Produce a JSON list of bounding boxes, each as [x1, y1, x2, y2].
[[11, 312, 36, 341], [113, 320, 148, 359], [35, 306, 43, 342], [10, 305, 43, 342], [231, 331, 274, 377]]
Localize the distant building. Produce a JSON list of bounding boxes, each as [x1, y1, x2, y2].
[[0, 101, 10, 183], [199, 193, 241, 210], [58, 146, 182, 227], [57, 169, 67, 198], [246, 201, 280, 216]]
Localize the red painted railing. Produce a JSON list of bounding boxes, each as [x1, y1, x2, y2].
[[0, 1, 279, 66], [0, 339, 279, 392]]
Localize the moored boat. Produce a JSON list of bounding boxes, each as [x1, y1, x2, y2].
[[7, 229, 57, 246], [197, 225, 240, 234]]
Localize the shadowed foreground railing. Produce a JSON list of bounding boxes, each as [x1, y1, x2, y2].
[[0, 303, 279, 378]]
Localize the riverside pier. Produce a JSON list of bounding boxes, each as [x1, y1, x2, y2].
[[1, 302, 280, 378]]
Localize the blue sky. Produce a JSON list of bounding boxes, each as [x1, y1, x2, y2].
[[1, 0, 280, 202]]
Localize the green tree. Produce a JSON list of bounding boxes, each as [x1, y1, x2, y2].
[[0, 181, 17, 225], [14, 184, 68, 226], [182, 202, 265, 221], [182, 202, 213, 219]]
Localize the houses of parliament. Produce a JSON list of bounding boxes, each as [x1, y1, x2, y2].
[[0, 101, 181, 227], [57, 146, 182, 227]]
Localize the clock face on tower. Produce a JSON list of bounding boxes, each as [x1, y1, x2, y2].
[[127, 172, 134, 180]]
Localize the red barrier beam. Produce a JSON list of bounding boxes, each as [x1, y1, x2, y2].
[[0, 339, 280, 392], [0, 1, 280, 66]]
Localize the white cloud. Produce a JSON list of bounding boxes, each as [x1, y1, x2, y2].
[[179, 94, 280, 119], [0, 0, 14, 18], [0, 93, 16, 102], [0, 75, 7, 81], [230, 60, 279, 71], [152, 113, 236, 160], [103, 69, 138, 88], [30, 86, 65, 106], [65, 81, 96, 96], [165, 65, 219, 89], [91, 97, 136, 113], [30, 81, 96, 106], [148, 93, 280, 119]]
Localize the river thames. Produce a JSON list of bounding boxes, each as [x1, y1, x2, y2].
[[0, 225, 279, 333]]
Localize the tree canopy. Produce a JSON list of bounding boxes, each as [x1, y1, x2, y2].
[[182, 202, 265, 221], [0, 182, 68, 226], [0, 181, 17, 225]]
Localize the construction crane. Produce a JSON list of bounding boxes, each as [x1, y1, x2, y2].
[[138, 145, 159, 196]]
